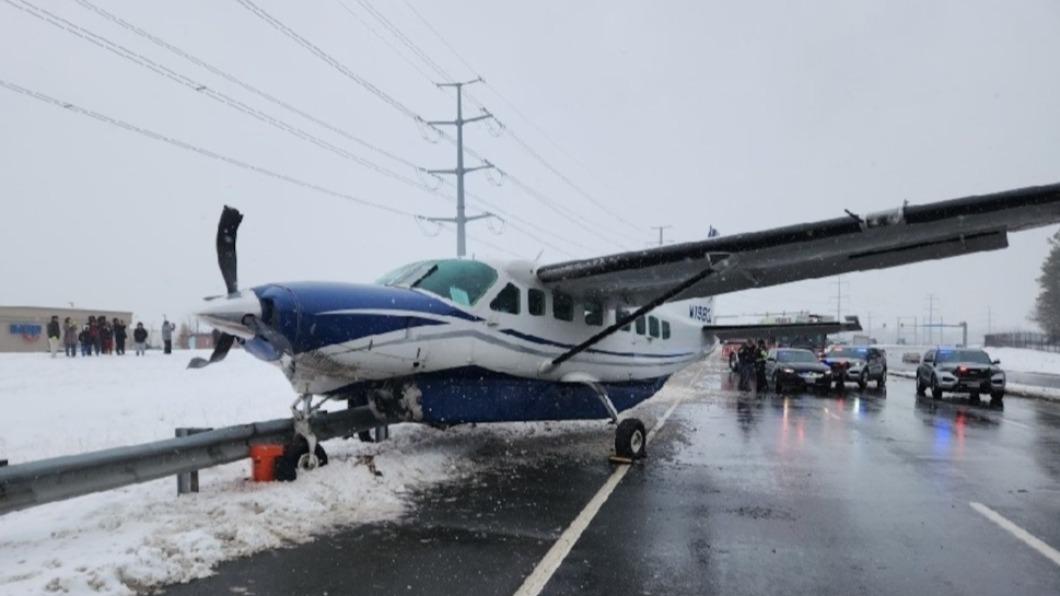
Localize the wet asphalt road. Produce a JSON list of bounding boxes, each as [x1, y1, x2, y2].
[[164, 360, 1060, 595]]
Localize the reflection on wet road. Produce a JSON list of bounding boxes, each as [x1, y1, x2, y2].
[[168, 359, 1060, 596]]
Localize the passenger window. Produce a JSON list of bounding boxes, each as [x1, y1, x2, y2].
[[648, 316, 660, 338], [662, 321, 671, 340], [924, 351, 934, 363], [489, 283, 520, 314], [617, 308, 632, 332], [584, 301, 603, 326], [528, 289, 545, 316], [553, 291, 573, 321], [635, 316, 646, 335]]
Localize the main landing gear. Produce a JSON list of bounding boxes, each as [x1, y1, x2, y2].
[[586, 381, 647, 461], [275, 393, 331, 481]]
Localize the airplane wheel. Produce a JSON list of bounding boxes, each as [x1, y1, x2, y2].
[[615, 418, 647, 460], [275, 440, 328, 481]]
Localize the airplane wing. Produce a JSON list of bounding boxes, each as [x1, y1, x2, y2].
[[536, 183, 1060, 304]]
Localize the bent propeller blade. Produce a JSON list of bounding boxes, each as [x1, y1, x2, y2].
[[217, 206, 243, 296]]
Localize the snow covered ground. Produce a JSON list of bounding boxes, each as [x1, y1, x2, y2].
[[0, 350, 665, 595], [879, 344, 1060, 376]]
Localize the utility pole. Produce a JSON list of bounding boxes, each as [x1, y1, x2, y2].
[[650, 225, 673, 246], [925, 294, 939, 344], [830, 276, 850, 322], [422, 78, 495, 257]]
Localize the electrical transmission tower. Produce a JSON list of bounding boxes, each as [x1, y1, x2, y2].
[[830, 276, 851, 322], [421, 78, 496, 257], [650, 225, 673, 246], [925, 294, 939, 344]]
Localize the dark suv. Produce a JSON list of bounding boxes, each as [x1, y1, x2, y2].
[[916, 348, 1005, 402], [822, 346, 887, 390]]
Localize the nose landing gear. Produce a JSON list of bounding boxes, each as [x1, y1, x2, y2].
[[275, 394, 331, 481]]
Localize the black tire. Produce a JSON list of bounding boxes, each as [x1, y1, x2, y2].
[[877, 371, 887, 388], [858, 371, 868, 391], [970, 392, 982, 404], [729, 353, 738, 372], [274, 439, 328, 482], [916, 376, 926, 396], [771, 373, 781, 394], [931, 377, 943, 400], [991, 390, 1005, 401], [615, 418, 647, 459]]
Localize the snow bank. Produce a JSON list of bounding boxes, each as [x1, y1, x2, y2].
[[0, 351, 643, 595], [983, 347, 1060, 376]]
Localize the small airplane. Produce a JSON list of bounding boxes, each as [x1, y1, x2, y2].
[[191, 182, 1060, 474]]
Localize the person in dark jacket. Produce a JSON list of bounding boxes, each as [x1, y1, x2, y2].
[[79, 325, 91, 356], [133, 322, 148, 356], [113, 318, 127, 355], [88, 316, 101, 356], [99, 317, 113, 355], [754, 339, 769, 391], [46, 315, 61, 358], [737, 339, 756, 391], [63, 317, 78, 357]]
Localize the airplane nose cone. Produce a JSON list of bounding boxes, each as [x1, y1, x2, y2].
[[196, 290, 262, 339]]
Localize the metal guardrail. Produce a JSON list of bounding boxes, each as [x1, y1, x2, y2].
[[0, 406, 388, 516]]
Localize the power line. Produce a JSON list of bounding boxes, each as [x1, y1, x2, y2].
[[68, 0, 583, 259], [10, 0, 430, 191], [397, 0, 643, 235], [0, 78, 418, 218], [346, 0, 635, 249], [331, 0, 440, 84], [73, 0, 422, 173], [235, 0, 425, 122]]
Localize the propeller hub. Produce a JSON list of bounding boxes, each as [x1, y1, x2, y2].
[[197, 290, 262, 339]]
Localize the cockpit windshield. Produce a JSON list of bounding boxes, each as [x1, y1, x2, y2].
[[378, 259, 499, 306]]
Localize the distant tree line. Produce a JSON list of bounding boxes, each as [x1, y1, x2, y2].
[[1033, 230, 1060, 339]]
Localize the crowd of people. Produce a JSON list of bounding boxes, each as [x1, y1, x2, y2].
[[735, 338, 769, 391], [46, 316, 177, 358]]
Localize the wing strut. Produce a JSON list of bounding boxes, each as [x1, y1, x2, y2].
[[544, 254, 728, 372]]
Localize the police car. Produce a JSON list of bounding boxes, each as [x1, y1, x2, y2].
[[915, 347, 1005, 403], [821, 346, 888, 390]]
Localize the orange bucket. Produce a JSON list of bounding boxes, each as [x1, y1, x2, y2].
[[250, 444, 285, 482]]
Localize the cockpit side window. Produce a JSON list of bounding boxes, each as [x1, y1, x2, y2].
[[405, 260, 498, 306], [617, 308, 632, 331], [635, 316, 646, 335], [490, 283, 521, 315]]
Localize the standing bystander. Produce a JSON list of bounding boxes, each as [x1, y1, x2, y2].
[[46, 315, 61, 358], [133, 322, 148, 356], [161, 319, 176, 354], [63, 317, 78, 357], [113, 318, 127, 355]]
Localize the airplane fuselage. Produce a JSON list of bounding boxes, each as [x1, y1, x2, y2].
[[213, 259, 716, 426]]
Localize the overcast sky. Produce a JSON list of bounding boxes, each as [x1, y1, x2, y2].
[[2, 0, 1059, 341]]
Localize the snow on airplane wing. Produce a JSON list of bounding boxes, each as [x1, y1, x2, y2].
[[536, 182, 1060, 305]]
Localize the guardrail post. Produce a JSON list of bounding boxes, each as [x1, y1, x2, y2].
[[373, 425, 389, 442], [175, 427, 211, 495]]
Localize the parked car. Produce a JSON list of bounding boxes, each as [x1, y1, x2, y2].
[[902, 352, 921, 364], [821, 346, 888, 390], [915, 348, 1005, 402], [765, 348, 833, 392]]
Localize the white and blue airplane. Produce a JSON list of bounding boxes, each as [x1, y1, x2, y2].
[[192, 182, 1060, 472]]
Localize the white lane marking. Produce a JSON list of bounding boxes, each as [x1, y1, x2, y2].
[[1003, 419, 1032, 431], [513, 396, 687, 596], [823, 407, 841, 421], [970, 502, 1060, 567]]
